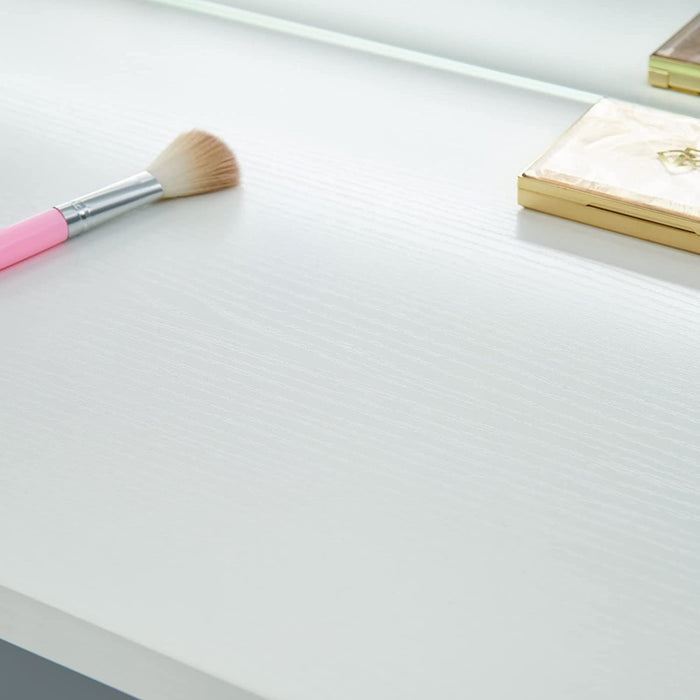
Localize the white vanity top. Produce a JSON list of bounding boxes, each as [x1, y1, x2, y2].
[[1, 2, 699, 698]]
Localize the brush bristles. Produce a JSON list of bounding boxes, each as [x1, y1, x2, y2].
[[148, 130, 240, 199]]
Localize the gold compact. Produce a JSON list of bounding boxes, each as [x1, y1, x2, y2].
[[518, 98, 700, 254], [649, 14, 700, 93]]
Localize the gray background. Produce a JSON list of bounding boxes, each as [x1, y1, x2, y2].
[[0, 640, 132, 700]]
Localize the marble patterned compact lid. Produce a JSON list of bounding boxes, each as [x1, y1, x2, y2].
[[523, 98, 700, 221], [654, 13, 700, 65]]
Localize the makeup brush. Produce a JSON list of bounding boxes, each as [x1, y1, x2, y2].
[[0, 130, 240, 272]]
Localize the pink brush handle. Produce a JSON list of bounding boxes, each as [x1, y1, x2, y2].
[[0, 208, 69, 271]]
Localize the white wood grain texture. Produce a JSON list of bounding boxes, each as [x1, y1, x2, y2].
[[0, 1, 699, 699]]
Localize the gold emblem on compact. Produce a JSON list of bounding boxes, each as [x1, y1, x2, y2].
[[658, 147, 700, 172]]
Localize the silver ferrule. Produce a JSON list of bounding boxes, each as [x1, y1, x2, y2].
[[57, 171, 164, 238]]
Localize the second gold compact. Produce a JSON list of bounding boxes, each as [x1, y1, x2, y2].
[[649, 14, 700, 94]]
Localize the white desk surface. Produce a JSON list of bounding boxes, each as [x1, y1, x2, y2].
[[1, 2, 700, 699]]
